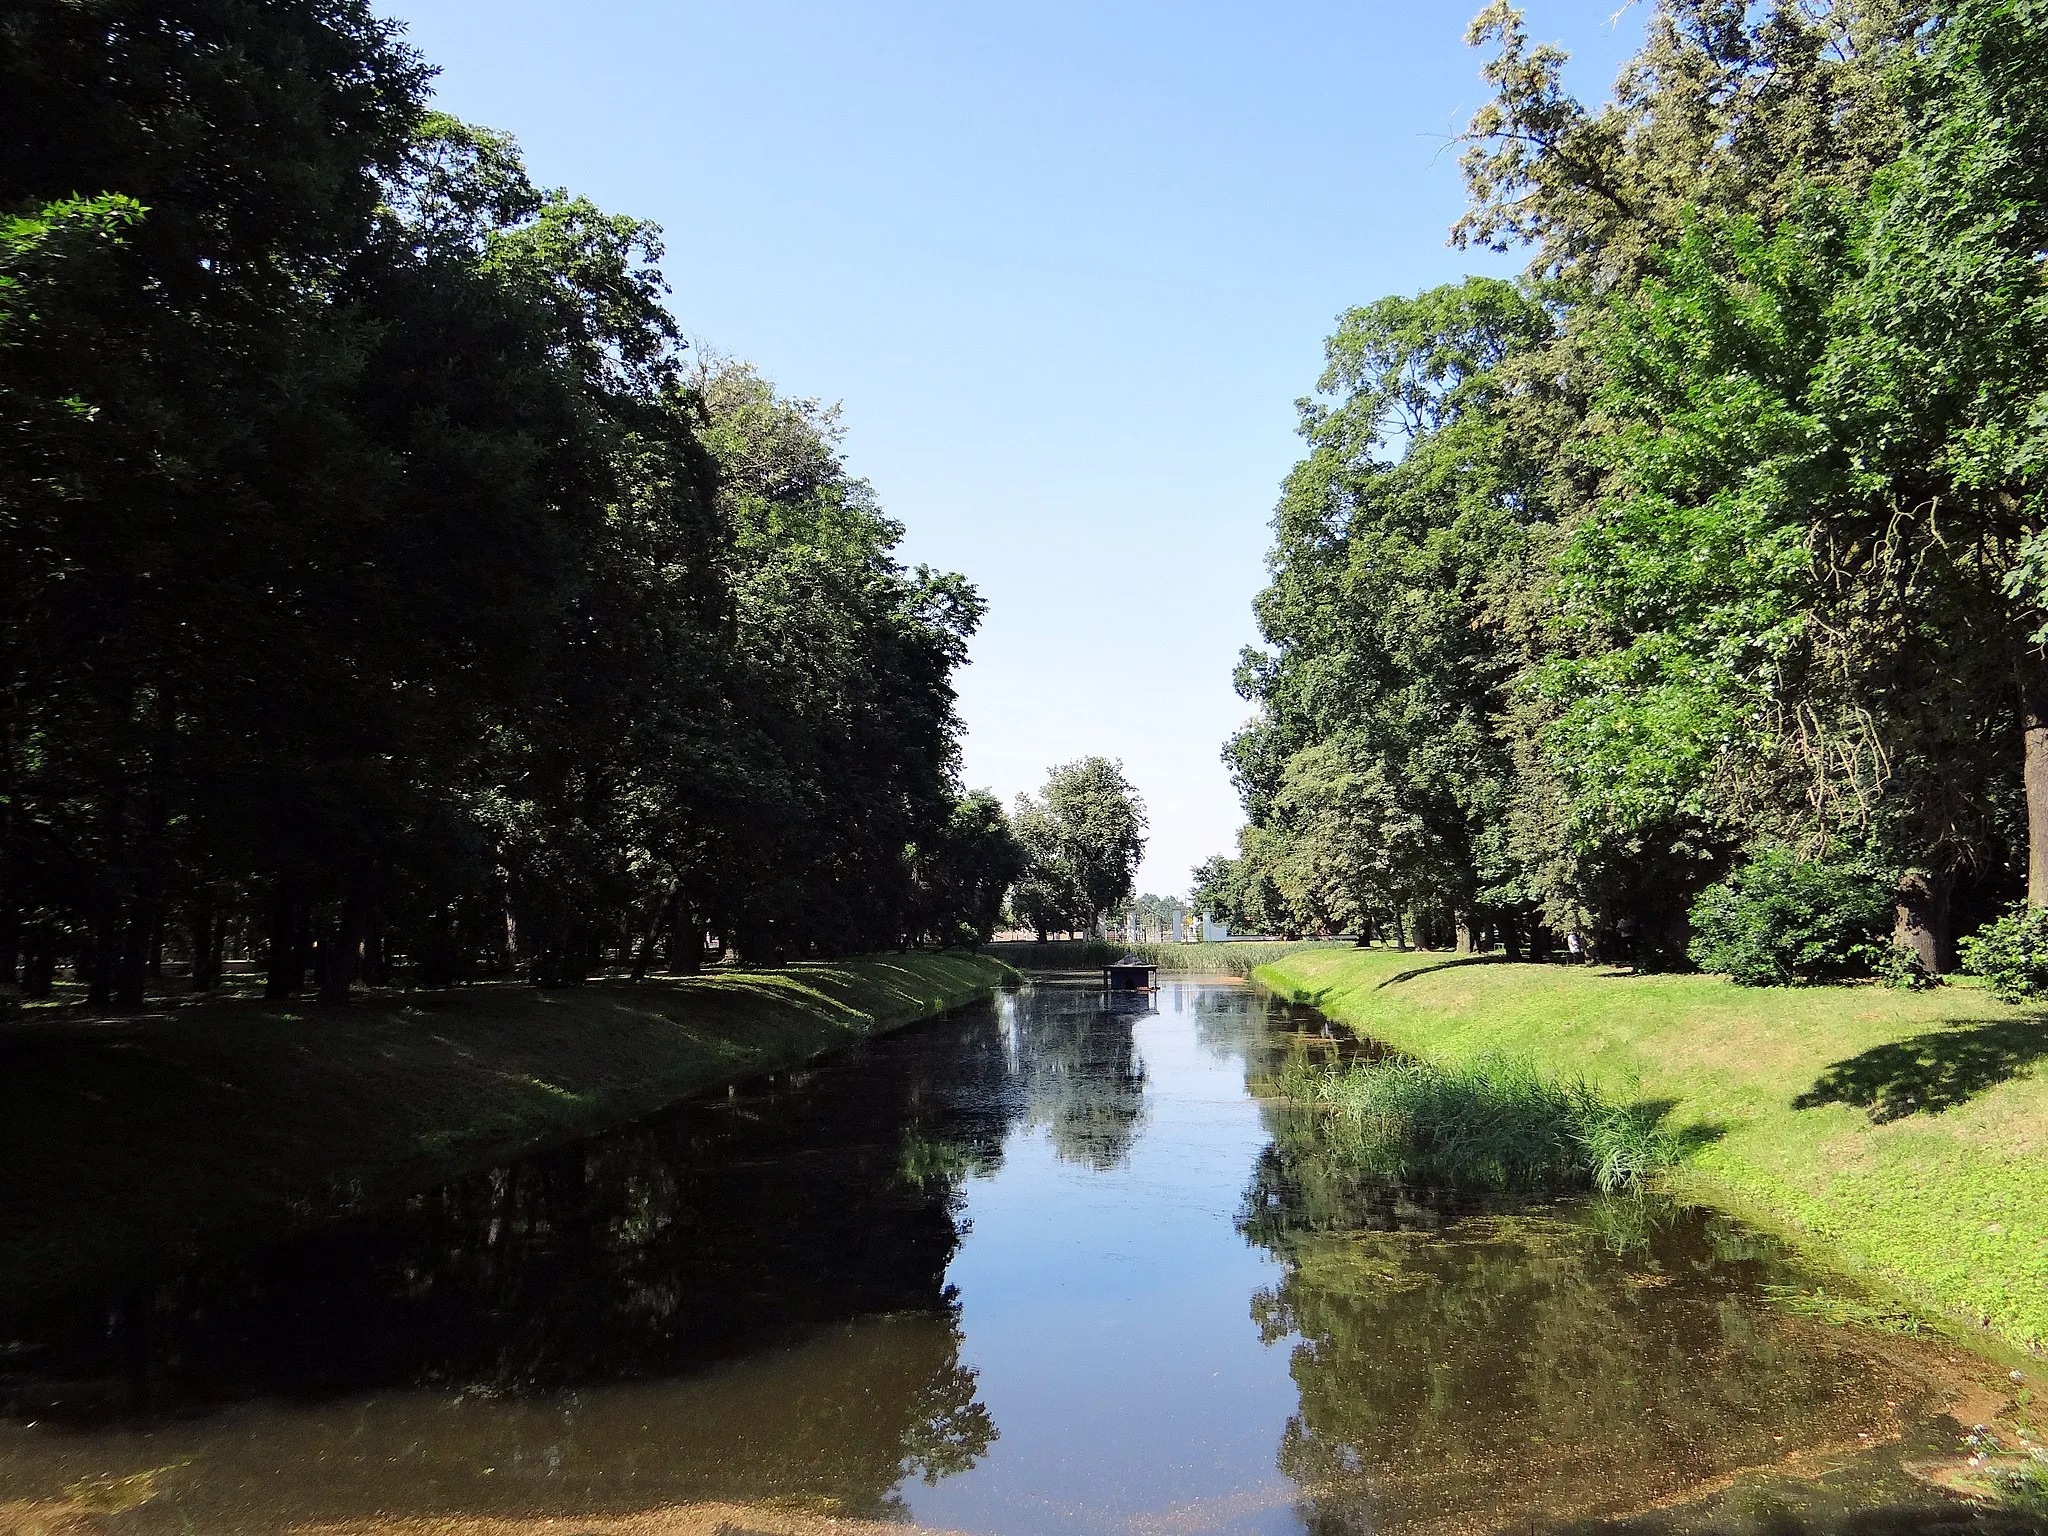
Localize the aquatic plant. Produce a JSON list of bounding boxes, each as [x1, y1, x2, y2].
[[1759, 1283, 1927, 1335], [1276, 1053, 1683, 1194]]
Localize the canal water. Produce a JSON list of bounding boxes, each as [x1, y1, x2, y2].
[[0, 977, 2021, 1535]]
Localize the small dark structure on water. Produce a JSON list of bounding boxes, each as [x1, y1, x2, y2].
[[1103, 956, 1157, 991]]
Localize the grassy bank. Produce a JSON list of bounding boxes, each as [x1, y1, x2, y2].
[[1254, 948, 2048, 1355], [989, 937, 1348, 975], [0, 953, 1010, 1317]]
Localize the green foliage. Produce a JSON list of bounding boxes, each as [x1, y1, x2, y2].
[[1959, 904, 2048, 1002], [1760, 1284, 1928, 1336], [1996, 1458, 2048, 1519], [1214, 276, 1556, 944], [1008, 758, 1146, 938], [913, 792, 1025, 947], [1277, 1052, 1681, 1194], [0, 14, 995, 1000], [990, 938, 1343, 977], [1216, 0, 2048, 971], [1686, 848, 1894, 986]]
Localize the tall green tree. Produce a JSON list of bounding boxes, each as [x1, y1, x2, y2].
[[1011, 759, 1147, 939], [1226, 278, 1557, 950], [1, 12, 995, 1005]]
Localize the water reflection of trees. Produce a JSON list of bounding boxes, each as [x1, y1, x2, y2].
[[4, 1005, 1026, 1523], [1241, 1109, 1931, 1535], [1004, 984, 1150, 1169]]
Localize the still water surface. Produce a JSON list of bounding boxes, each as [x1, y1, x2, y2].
[[0, 977, 2013, 1535]]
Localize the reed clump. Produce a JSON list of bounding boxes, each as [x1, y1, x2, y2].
[[1277, 1053, 1680, 1194]]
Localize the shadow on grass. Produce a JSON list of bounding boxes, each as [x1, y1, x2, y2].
[[1632, 1097, 1728, 1160], [1373, 955, 1519, 990], [1792, 1014, 2048, 1121]]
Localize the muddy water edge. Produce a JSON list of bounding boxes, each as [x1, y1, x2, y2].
[[0, 976, 2036, 1536]]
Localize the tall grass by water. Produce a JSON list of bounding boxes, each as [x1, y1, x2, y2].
[[1278, 1053, 1682, 1194]]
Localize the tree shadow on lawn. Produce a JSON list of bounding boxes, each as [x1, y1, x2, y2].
[[1792, 1013, 2048, 1122], [1631, 1097, 1729, 1159], [1373, 955, 1519, 990]]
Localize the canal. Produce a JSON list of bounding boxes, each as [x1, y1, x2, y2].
[[0, 976, 2019, 1534]]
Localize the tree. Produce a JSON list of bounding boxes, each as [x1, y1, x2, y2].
[[1227, 278, 1557, 952], [913, 791, 1025, 947], [0, 12, 991, 1005], [1011, 759, 1147, 938]]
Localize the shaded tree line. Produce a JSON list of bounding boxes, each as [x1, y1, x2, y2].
[[0, 0, 1017, 1007], [1200, 0, 2048, 976]]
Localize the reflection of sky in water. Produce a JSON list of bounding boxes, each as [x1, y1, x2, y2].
[[909, 982, 1305, 1535], [0, 978, 1978, 1536]]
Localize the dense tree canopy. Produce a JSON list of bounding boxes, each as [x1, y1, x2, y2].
[[0, 2, 1012, 1005], [1009, 758, 1147, 941], [1202, 0, 2048, 977]]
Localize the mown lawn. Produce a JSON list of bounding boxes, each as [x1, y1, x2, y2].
[[1254, 947, 2048, 1356], [0, 953, 1011, 1316]]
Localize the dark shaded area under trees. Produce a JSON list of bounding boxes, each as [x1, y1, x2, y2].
[[0, 1, 1021, 1007]]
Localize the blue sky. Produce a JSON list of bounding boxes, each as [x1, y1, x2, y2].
[[382, 0, 1646, 897]]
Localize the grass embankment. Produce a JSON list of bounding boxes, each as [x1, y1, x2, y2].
[[1255, 947, 2048, 1355], [989, 937, 1347, 975], [0, 953, 1011, 1316]]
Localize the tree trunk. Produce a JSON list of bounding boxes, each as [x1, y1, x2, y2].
[[1393, 908, 1408, 951], [632, 886, 678, 981], [266, 877, 303, 998], [1455, 913, 1475, 955], [419, 907, 455, 987], [115, 895, 155, 1010], [0, 896, 17, 994], [1893, 867, 1952, 977], [671, 915, 705, 975], [2029, 692, 2048, 908], [320, 892, 360, 1004], [503, 901, 521, 973], [189, 895, 217, 992], [20, 921, 54, 999], [86, 907, 116, 1009], [1501, 913, 1524, 962]]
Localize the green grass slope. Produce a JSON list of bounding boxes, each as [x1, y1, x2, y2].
[[0, 952, 1010, 1315], [1254, 948, 2048, 1355]]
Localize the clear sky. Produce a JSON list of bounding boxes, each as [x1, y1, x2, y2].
[[379, 0, 1645, 899]]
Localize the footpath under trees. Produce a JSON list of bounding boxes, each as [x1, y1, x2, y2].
[[1201, 0, 2048, 983], [0, 2, 1020, 1008]]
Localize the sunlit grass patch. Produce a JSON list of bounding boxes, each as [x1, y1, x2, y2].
[[1252, 947, 2048, 1353], [1277, 1052, 1688, 1194]]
